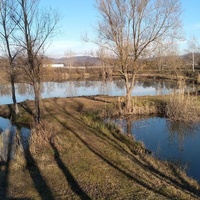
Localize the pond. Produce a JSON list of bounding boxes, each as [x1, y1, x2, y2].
[[0, 78, 200, 182], [114, 117, 200, 182], [1, 78, 197, 105]]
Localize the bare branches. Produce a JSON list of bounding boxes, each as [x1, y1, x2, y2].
[[8, 0, 60, 123], [95, 0, 182, 113], [96, 0, 181, 63]]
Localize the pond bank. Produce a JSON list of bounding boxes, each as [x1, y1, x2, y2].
[[0, 96, 200, 199]]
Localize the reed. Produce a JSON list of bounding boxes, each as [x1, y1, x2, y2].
[[165, 91, 200, 123], [117, 96, 162, 115]]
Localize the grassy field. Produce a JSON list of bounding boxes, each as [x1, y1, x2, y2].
[[0, 96, 200, 199]]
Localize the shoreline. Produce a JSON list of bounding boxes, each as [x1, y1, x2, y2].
[[0, 96, 200, 199]]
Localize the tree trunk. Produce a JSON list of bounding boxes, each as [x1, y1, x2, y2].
[[192, 52, 195, 72], [124, 73, 136, 113], [10, 75, 19, 114], [33, 81, 41, 123], [125, 87, 132, 113]]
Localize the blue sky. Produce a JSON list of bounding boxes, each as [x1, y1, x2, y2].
[[41, 0, 200, 58], [41, 0, 96, 58], [182, 0, 200, 40]]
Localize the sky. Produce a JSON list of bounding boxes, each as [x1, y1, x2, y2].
[[41, 0, 200, 58]]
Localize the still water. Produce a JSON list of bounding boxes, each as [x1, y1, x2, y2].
[[0, 79, 186, 105], [0, 117, 30, 161], [115, 117, 200, 182], [0, 79, 200, 182]]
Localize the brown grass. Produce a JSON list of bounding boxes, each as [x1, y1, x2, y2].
[[165, 92, 200, 123], [29, 120, 55, 154], [1, 96, 200, 199]]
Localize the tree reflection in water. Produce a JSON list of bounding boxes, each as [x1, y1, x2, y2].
[[113, 116, 200, 182], [0, 118, 30, 163], [166, 120, 199, 152], [1, 79, 200, 105]]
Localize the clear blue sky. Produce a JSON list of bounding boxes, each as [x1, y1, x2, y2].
[[41, 0, 200, 58]]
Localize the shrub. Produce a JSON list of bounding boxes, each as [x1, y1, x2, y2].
[[165, 92, 200, 123]]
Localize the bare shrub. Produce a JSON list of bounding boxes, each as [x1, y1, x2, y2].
[[117, 97, 161, 115], [165, 92, 200, 123], [29, 121, 54, 154]]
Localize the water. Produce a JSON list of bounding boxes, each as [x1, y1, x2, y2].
[[0, 78, 200, 181], [0, 79, 192, 105], [115, 117, 200, 182], [0, 117, 31, 162]]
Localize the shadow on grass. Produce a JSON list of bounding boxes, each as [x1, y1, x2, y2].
[[1, 123, 34, 200], [0, 126, 15, 199], [0, 153, 8, 200], [138, 155, 200, 197], [46, 99, 200, 199], [18, 102, 35, 118], [20, 140, 54, 199], [46, 111, 168, 199], [50, 139, 91, 200]]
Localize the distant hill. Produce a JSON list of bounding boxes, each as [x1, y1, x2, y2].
[[50, 56, 101, 66]]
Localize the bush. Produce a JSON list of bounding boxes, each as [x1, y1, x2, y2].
[[165, 92, 200, 123]]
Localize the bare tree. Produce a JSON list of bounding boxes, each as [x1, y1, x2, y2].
[[185, 36, 200, 72], [0, 0, 20, 114], [13, 0, 60, 123], [95, 47, 113, 79], [167, 43, 183, 74], [65, 49, 76, 72], [95, 0, 182, 113]]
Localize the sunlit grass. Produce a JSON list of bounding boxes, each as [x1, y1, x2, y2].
[[0, 96, 200, 199]]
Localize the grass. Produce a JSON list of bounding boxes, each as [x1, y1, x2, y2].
[[0, 96, 200, 199], [165, 92, 200, 123]]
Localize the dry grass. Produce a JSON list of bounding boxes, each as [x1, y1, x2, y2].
[[116, 96, 164, 116], [1, 96, 200, 199], [29, 120, 55, 154], [165, 92, 200, 123]]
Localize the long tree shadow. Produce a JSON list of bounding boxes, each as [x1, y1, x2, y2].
[[138, 154, 200, 197], [50, 139, 91, 200], [0, 126, 15, 199], [44, 99, 200, 199], [0, 126, 34, 200], [49, 112, 169, 199], [0, 157, 7, 199], [18, 102, 35, 118], [20, 138, 54, 200]]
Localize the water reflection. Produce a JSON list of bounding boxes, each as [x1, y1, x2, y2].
[[0, 117, 30, 162], [166, 121, 199, 152], [1, 79, 198, 105], [114, 117, 200, 182]]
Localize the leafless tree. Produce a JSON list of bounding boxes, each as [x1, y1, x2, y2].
[[95, 0, 182, 113], [185, 36, 200, 72], [95, 47, 113, 79], [167, 43, 184, 75], [12, 0, 60, 123], [0, 0, 21, 114], [65, 50, 76, 72]]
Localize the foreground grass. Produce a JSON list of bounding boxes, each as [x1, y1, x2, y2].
[[0, 96, 200, 199]]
